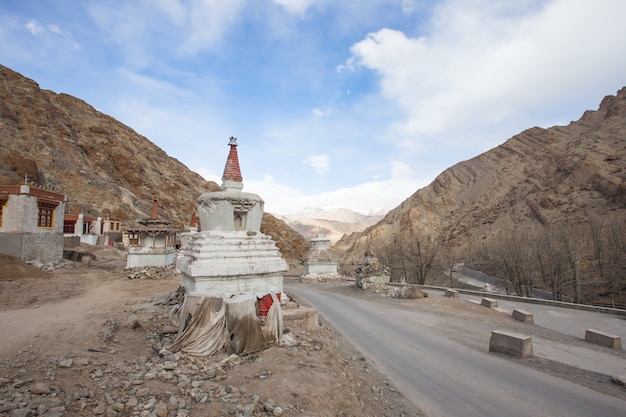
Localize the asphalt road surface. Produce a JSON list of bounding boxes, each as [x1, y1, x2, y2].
[[286, 283, 626, 417], [459, 291, 626, 341]]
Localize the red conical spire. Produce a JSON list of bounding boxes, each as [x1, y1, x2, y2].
[[221, 136, 243, 190], [189, 210, 198, 228], [222, 136, 243, 182]]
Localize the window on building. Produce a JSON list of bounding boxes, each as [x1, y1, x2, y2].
[[129, 233, 139, 246], [63, 221, 75, 233], [0, 199, 6, 227], [37, 202, 57, 228]]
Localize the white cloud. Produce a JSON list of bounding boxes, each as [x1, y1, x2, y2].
[[183, 0, 245, 54], [311, 108, 325, 119], [246, 170, 427, 215], [87, 0, 245, 64], [347, 0, 626, 153], [242, 158, 433, 215], [272, 0, 323, 16], [390, 160, 415, 180], [23, 19, 80, 49], [25, 20, 44, 36], [303, 154, 330, 174]]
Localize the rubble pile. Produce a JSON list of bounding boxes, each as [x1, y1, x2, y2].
[[354, 252, 390, 290], [0, 329, 333, 417], [26, 259, 69, 272], [125, 267, 178, 281], [0, 351, 291, 416], [388, 285, 424, 299]]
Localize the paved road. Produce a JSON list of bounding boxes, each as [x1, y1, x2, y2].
[[437, 290, 626, 376], [286, 283, 626, 417], [458, 291, 626, 340]]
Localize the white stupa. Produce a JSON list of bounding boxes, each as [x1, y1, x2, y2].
[[176, 137, 287, 295]]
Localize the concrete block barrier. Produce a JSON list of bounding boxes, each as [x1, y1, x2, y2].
[[444, 289, 460, 299], [512, 309, 534, 323], [585, 329, 622, 350], [489, 330, 533, 358], [481, 297, 498, 308], [283, 306, 319, 332]]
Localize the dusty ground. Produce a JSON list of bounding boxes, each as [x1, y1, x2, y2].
[[1, 248, 625, 417], [0, 249, 422, 417]]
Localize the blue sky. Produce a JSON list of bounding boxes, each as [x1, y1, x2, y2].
[[1, 0, 625, 215]]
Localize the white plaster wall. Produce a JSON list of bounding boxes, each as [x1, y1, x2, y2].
[[197, 191, 264, 232], [176, 230, 287, 296], [0, 193, 65, 262], [2, 194, 65, 234], [144, 234, 164, 247], [305, 261, 338, 275], [179, 231, 198, 249], [3, 194, 32, 232], [80, 234, 100, 245], [181, 272, 283, 296], [310, 238, 331, 250], [127, 251, 176, 268]]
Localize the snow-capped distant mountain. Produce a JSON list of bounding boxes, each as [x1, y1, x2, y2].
[[278, 207, 387, 244]]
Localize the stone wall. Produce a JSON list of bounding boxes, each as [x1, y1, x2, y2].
[[0, 233, 23, 259], [0, 232, 64, 262], [0, 187, 66, 262], [22, 232, 64, 263]]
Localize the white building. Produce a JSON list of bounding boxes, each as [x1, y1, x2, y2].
[[125, 198, 179, 268], [63, 213, 122, 245], [0, 183, 67, 262]]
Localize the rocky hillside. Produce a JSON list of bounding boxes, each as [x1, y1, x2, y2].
[[337, 87, 626, 270], [0, 65, 307, 265]]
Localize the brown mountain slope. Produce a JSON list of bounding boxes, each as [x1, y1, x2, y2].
[[336, 87, 626, 269], [0, 65, 306, 265]]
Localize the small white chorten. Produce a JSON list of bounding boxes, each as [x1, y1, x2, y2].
[[300, 233, 343, 282], [177, 137, 287, 295]]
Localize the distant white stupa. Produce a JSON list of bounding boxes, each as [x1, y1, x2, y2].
[[176, 137, 287, 295]]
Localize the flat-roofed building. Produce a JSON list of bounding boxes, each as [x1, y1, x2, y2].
[[0, 183, 67, 262]]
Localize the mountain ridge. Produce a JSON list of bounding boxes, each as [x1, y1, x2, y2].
[[336, 87, 626, 272], [0, 64, 308, 267], [279, 207, 386, 244]]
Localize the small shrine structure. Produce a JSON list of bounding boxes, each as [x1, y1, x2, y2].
[[355, 252, 390, 290], [300, 233, 343, 282], [171, 138, 289, 357], [124, 198, 179, 268], [0, 182, 67, 262], [177, 137, 287, 295]]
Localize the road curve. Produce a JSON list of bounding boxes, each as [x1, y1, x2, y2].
[[286, 283, 626, 417]]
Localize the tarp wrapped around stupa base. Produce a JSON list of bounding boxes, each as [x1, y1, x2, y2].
[[170, 292, 283, 356]]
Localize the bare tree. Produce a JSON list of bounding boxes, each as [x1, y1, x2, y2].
[[561, 226, 587, 304], [375, 241, 403, 283], [491, 230, 536, 297], [589, 218, 605, 278], [604, 219, 626, 307], [440, 248, 459, 288], [401, 233, 439, 285], [535, 228, 567, 301]]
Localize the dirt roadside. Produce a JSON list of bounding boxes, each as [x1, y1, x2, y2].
[[0, 250, 423, 417], [1, 247, 624, 417]]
